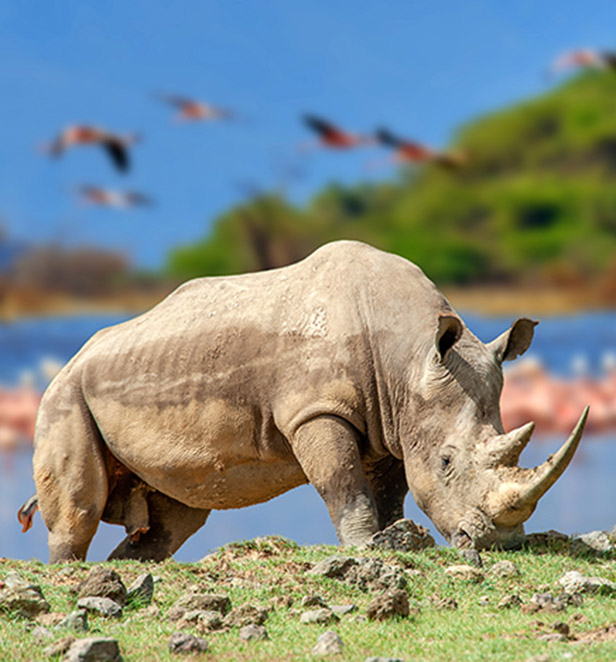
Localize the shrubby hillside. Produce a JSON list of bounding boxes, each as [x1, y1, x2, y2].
[[166, 73, 616, 290]]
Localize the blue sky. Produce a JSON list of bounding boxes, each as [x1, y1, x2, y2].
[[1, 1, 615, 268]]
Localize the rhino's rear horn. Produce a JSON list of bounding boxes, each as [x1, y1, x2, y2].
[[514, 406, 589, 510], [482, 421, 535, 467]]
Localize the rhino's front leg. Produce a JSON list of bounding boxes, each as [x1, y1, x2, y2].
[[364, 455, 408, 530], [292, 415, 379, 546]]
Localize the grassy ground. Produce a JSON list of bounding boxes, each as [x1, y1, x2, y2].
[[1, 536, 615, 661]]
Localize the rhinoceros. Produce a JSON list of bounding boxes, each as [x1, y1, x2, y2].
[[19, 240, 588, 562]]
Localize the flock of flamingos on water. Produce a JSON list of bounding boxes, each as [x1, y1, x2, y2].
[[0, 48, 615, 451]]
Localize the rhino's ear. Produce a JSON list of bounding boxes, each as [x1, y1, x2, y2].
[[488, 317, 538, 363], [435, 314, 463, 360]]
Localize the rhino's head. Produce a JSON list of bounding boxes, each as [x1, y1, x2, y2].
[[401, 314, 588, 551]]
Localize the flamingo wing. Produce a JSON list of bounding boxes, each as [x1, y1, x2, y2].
[[103, 140, 129, 172]]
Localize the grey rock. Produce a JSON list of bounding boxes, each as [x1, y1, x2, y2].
[[558, 570, 616, 595], [172, 592, 231, 615], [308, 556, 357, 579], [43, 635, 74, 658], [224, 603, 268, 627], [528, 593, 565, 612], [177, 609, 223, 631], [478, 595, 490, 606], [239, 624, 269, 641], [488, 561, 520, 578], [497, 594, 522, 609], [444, 564, 484, 583], [31, 624, 54, 643], [525, 655, 550, 662], [168, 632, 208, 654], [0, 579, 50, 619], [572, 531, 615, 554], [63, 637, 122, 662], [300, 608, 339, 625], [366, 590, 409, 621], [366, 519, 435, 551], [126, 573, 154, 606], [330, 604, 357, 616], [461, 548, 483, 568], [58, 609, 89, 632], [537, 633, 568, 643], [433, 597, 458, 610], [77, 597, 123, 618], [302, 594, 327, 608], [345, 558, 407, 592], [312, 630, 344, 655], [77, 567, 127, 606], [365, 658, 404, 662]]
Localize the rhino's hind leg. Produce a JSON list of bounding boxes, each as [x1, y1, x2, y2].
[[292, 415, 379, 546], [33, 398, 109, 563], [107, 491, 210, 561]]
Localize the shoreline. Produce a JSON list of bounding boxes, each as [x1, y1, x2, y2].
[[0, 286, 613, 320]]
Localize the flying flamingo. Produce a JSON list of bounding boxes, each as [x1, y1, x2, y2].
[[549, 49, 616, 75], [77, 185, 153, 208], [301, 114, 373, 151], [155, 93, 235, 121], [374, 128, 466, 169], [41, 125, 140, 172]]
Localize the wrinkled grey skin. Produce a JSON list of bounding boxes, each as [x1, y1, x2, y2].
[[29, 241, 566, 562]]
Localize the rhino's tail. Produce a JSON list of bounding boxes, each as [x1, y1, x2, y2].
[[17, 494, 38, 533]]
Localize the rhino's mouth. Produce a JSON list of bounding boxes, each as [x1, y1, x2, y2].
[[452, 513, 526, 551]]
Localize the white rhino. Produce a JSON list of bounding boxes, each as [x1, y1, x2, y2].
[[20, 241, 588, 562]]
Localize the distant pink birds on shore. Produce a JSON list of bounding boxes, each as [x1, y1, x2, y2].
[[301, 114, 373, 151], [155, 93, 235, 121], [549, 49, 616, 75], [374, 127, 467, 169], [41, 125, 140, 172], [77, 185, 153, 208]]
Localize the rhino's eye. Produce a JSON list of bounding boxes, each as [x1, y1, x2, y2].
[[441, 456, 452, 472]]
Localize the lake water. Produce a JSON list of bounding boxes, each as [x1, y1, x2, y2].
[[0, 311, 614, 562]]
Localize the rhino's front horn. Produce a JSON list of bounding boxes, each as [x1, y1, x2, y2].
[[514, 405, 589, 510], [487, 407, 589, 527]]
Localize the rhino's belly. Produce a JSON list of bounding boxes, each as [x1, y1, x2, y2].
[[143, 460, 309, 510]]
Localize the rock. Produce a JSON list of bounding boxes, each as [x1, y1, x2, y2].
[[478, 596, 490, 606], [168, 632, 209, 655], [37, 612, 65, 627], [58, 609, 89, 632], [523, 593, 566, 613], [460, 548, 484, 568], [171, 592, 231, 615], [526, 530, 569, 545], [444, 565, 484, 583], [77, 597, 123, 618], [366, 590, 409, 621], [31, 624, 54, 643], [344, 558, 407, 592], [433, 597, 458, 610], [312, 630, 344, 655], [330, 604, 357, 616], [572, 531, 615, 554], [558, 570, 616, 595], [308, 556, 358, 579], [537, 633, 568, 643], [0, 578, 50, 619], [63, 637, 123, 662], [77, 567, 127, 606], [300, 608, 339, 625], [268, 595, 294, 609], [302, 594, 327, 608], [552, 621, 570, 636], [365, 658, 404, 662], [497, 594, 522, 609], [43, 635, 75, 658], [366, 519, 435, 551], [525, 655, 550, 662], [177, 609, 224, 632], [488, 561, 520, 578], [239, 624, 268, 641], [224, 603, 269, 627], [126, 573, 154, 606]]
